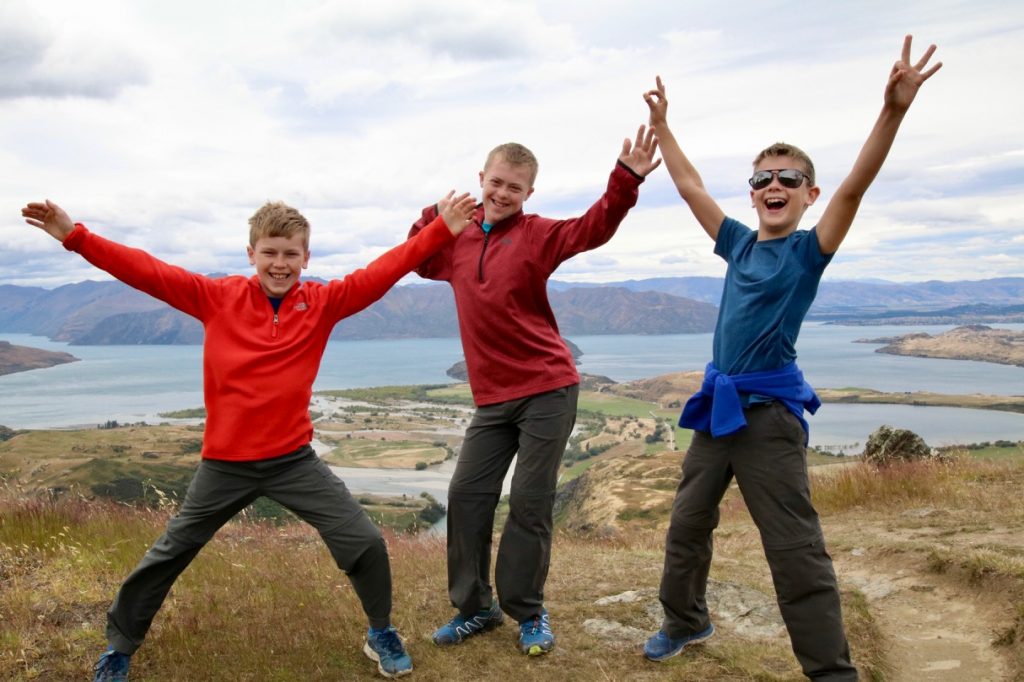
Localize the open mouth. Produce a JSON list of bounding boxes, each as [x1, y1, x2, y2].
[[765, 197, 787, 211]]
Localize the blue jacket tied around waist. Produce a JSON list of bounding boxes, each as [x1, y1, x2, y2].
[[679, 362, 820, 442]]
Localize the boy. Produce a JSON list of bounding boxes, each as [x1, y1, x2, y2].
[[407, 130, 661, 655], [640, 36, 941, 679], [21, 192, 476, 680]]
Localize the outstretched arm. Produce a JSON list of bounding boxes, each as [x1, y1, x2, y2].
[[816, 35, 942, 254], [643, 77, 725, 241], [21, 200, 76, 242]]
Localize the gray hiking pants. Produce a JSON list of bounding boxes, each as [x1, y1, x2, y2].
[[659, 401, 858, 680], [106, 445, 391, 655], [445, 384, 578, 623]]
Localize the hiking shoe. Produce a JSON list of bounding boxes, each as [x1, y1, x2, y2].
[[363, 625, 413, 678], [518, 608, 555, 656], [643, 623, 715, 661], [432, 599, 504, 646], [93, 648, 131, 682]]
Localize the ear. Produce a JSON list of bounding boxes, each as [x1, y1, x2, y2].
[[479, 170, 486, 187], [749, 189, 755, 207], [302, 250, 310, 269], [805, 185, 821, 207], [525, 186, 535, 202], [246, 245, 256, 266]]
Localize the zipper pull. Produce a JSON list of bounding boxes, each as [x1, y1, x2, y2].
[[272, 312, 279, 338]]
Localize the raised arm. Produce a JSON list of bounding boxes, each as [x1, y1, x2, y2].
[[644, 77, 725, 241], [816, 35, 942, 254]]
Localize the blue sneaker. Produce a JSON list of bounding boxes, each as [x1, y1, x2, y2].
[[93, 648, 131, 682], [432, 599, 504, 646], [518, 608, 554, 656], [643, 623, 715, 661], [363, 625, 413, 678]]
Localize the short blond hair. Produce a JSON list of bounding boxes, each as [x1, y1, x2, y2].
[[484, 142, 539, 186], [248, 201, 310, 248], [753, 142, 816, 186]]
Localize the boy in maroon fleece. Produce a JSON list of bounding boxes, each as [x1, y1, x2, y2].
[[408, 131, 660, 655], [22, 193, 475, 680]]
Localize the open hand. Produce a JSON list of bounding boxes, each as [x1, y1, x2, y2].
[[885, 35, 942, 112], [618, 124, 662, 177], [21, 200, 76, 242], [437, 190, 477, 236]]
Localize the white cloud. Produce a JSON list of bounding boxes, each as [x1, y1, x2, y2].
[[3, 0, 1023, 288]]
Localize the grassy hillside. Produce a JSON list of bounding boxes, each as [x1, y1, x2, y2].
[[3, 449, 1023, 680], [3, 376, 1023, 679]]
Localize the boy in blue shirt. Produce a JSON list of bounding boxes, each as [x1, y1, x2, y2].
[[641, 36, 941, 679]]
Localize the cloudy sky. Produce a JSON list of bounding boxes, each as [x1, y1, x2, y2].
[[3, 0, 1022, 289]]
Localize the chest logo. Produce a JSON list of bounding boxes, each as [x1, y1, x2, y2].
[[294, 302, 308, 311]]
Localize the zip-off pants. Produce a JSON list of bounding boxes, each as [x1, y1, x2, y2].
[[659, 401, 858, 680], [106, 445, 391, 655], [445, 384, 578, 624]]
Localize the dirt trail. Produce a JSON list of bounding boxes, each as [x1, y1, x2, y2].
[[835, 544, 1011, 681]]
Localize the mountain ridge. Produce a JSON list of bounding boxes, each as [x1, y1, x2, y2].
[[1, 276, 1020, 345]]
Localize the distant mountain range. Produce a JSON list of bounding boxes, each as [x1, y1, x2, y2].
[[1, 276, 1021, 345]]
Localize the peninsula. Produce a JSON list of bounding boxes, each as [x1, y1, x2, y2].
[[858, 324, 1024, 368], [0, 340, 78, 376]]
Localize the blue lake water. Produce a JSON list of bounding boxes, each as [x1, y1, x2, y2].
[[2, 323, 1024, 464]]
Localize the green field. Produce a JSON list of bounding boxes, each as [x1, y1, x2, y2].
[[320, 438, 447, 468], [578, 392, 659, 417]]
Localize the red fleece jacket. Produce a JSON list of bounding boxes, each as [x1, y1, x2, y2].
[[63, 216, 454, 461], [409, 162, 642, 406]]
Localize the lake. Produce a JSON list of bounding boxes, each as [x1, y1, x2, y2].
[[2, 323, 1024, 493]]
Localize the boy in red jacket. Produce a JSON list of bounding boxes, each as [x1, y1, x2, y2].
[[408, 130, 660, 655], [22, 193, 475, 680]]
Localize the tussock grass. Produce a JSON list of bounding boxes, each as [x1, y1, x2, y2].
[[4, 451, 1023, 680], [809, 455, 1024, 517]]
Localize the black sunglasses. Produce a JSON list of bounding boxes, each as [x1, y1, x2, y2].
[[748, 169, 808, 190]]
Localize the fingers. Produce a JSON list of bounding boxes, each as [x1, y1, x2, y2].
[[901, 34, 912, 64], [921, 60, 943, 80], [634, 124, 646, 149]]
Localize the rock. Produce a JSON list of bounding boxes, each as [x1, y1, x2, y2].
[[862, 425, 942, 466], [581, 619, 649, 647], [590, 580, 786, 644]]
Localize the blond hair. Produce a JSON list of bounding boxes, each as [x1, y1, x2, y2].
[[484, 142, 539, 186], [248, 201, 310, 248], [753, 142, 816, 186]]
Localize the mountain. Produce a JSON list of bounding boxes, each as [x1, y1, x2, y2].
[[550, 276, 1024, 313], [1, 276, 1020, 345]]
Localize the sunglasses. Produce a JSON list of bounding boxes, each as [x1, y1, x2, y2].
[[748, 169, 809, 190]]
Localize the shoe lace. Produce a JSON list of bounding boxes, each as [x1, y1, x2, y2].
[[375, 628, 405, 657], [523, 615, 543, 636]]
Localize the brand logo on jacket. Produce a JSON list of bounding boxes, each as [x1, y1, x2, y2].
[[294, 302, 308, 311]]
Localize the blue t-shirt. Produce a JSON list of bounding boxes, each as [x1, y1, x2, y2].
[[712, 217, 832, 375]]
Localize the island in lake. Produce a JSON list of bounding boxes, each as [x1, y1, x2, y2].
[[0, 341, 79, 376], [857, 324, 1024, 368]]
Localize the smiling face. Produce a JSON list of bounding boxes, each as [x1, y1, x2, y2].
[[247, 233, 309, 297], [479, 154, 535, 225], [750, 154, 820, 239]]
